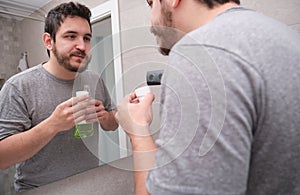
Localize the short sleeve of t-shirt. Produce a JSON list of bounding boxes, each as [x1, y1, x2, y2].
[[0, 82, 32, 140]]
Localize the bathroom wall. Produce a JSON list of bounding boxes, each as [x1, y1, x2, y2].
[[242, 0, 300, 32], [0, 17, 22, 85]]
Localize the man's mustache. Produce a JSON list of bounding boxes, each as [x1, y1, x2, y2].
[[70, 51, 86, 58]]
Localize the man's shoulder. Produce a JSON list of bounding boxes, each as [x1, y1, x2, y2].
[[7, 64, 43, 84]]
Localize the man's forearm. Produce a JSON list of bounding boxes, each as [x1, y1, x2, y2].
[[134, 171, 151, 195], [0, 118, 58, 170], [131, 136, 157, 195]]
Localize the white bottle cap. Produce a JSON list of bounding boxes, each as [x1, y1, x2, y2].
[[76, 90, 89, 97], [135, 86, 151, 101]]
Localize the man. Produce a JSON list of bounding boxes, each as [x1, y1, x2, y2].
[[116, 0, 300, 194], [0, 2, 118, 192]]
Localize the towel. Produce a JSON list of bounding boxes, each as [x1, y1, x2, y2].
[[17, 52, 29, 72]]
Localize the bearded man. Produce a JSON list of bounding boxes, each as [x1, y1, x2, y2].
[[0, 2, 118, 192]]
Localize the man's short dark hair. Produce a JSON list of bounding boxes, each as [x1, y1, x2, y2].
[[44, 2, 92, 56], [197, 0, 240, 8]]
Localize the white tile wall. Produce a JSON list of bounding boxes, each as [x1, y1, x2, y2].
[[241, 0, 300, 32], [0, 17, 22, 81]]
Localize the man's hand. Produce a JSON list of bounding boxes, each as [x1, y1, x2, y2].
[[46, 94, 90, 133], [83, 99, 119, 130], [85, 99, 108, 123], [115, 92, 155, 140]]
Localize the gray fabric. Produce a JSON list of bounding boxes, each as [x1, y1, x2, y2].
[[146, 7, 300, 195], [0, 64, 115, 192]]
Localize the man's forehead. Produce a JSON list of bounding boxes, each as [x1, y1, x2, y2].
[[57, 17, 91, 34]]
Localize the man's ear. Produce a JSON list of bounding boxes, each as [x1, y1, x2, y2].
[[42, 33, 53, 51], [172, 0, 180, 8]]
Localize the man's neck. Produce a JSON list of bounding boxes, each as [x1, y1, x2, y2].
[[175, 2, 239, 33], [43, 60, 77, 81]]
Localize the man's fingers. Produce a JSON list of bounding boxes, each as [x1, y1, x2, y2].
[[143, 93, 155, 105], [130, 92, 137, 100], [72, 108, 87, 119], [91, 99, 104, 107], [72, 100, 91, 113], [74, 115, 87, 124], [68, 94, 90, 107]]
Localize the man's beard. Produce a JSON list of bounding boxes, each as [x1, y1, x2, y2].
[[150, 2, 182, 56], [53, 45, 91, 73]]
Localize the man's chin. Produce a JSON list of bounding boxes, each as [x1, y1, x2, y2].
[[64, 63, 87, 73], [77, 66, 88, 73], [71, 59, 89, 72], [73, 66, 88, 73]]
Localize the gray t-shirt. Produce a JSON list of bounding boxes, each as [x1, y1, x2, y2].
[[146, 7, 300, 195], [0, 64, 115, 192]]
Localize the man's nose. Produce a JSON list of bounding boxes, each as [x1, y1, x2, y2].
[[75, 38, 86, 51]]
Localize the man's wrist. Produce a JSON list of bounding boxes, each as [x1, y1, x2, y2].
[[130, 135, 156, 152], [40, 118, 59, 136]]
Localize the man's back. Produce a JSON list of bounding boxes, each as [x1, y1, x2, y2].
[[147, 7, 300, 195]]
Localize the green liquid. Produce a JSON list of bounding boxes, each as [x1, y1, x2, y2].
[[74, 123, 94, 138]]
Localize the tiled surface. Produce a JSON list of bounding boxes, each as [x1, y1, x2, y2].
[[0, 16, 21, 81], [241, 0, 300, 28]]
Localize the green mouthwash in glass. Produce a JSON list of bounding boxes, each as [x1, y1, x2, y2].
[[74, 85, 94, 138]]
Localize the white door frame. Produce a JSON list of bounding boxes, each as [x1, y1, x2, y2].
[[91, 0, 127, 158]]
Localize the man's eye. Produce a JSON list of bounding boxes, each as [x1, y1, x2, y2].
[[84, 37, 91, 42], [66, 35, 76, 39]]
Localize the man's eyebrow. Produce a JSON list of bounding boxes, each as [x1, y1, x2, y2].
[[85, 33, 92, 37], [63, 30, 77, 34], [63, 31, 92, 37]]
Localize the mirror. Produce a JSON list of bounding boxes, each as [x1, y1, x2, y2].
[[0, 0, 126, 193]]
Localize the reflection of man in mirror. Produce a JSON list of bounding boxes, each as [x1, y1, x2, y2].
[[0, 2, 118, 192], [116, 0, 300, 195]]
